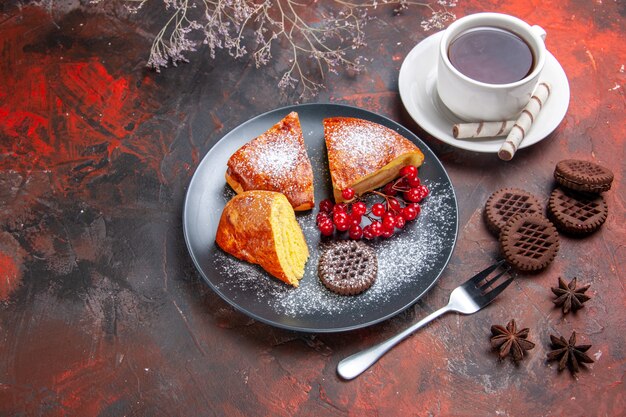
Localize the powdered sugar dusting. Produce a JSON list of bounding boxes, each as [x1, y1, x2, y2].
[[330, 122, 397, 161], [325, 118, 419, 189], [212, 179, 456, 323], [238, 132, 301, 177]]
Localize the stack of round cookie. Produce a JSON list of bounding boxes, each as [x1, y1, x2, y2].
[[483, 159, 614, 273], [548, 160, 613, 235], [484, 188, 559, 272]]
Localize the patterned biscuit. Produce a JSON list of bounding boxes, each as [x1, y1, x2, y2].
[[484, 188, 543, 236], [318, 240, 377, 295], [548, 187, 607, 235], [500, 213, 559, 272], [554, 159, 613, 193]]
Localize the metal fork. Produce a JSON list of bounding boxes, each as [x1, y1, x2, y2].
[[337, 260, 513, 380]]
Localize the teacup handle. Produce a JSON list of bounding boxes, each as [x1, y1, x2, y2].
[[531, 25, 547, 40]]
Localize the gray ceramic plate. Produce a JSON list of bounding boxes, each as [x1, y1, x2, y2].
[[183, 103, 458, 332]]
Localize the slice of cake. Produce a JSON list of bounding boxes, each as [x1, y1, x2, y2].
[[226, 112, 315, 211], [323, 117, 425, 202], [215, 190, 309, 287]]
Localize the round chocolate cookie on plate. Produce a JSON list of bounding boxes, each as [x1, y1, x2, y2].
[[484, 188, 543, 236], [548, 187, 608, 235], [318, 240, 377, 296], [554, 159, 614, 193], [499, 213, 559, 272]]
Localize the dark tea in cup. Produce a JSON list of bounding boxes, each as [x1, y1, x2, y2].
[[436, 13, 547, 121], [448, 27, 534, 85]]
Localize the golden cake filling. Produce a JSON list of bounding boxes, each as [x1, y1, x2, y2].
[[323, 117, 424, 202], [271, 196, 309, 286], [333, 153, 424, 201], [215, 191, 309, 287]]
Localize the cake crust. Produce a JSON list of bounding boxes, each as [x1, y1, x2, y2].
[[226, 112, 314, 211], [323, 117, 424, 202], [215, 190, 309, 286]]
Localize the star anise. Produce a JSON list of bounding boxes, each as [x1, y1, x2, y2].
[[551, 277, 591, 314], [547, 331, 594, 374], [490, 319, 535, 362]]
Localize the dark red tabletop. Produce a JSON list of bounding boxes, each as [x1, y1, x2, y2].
[[1, 1, 624, 416]]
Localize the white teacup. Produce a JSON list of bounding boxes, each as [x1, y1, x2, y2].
[[436, 13, 547, 121]]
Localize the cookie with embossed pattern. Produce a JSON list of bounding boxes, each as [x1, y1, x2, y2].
[[484, 188, 543, 236], [318, 240, 377, 295], [548, 187, 607, 235], [554, 159, 613, 193], [499, 213, 559, 272]]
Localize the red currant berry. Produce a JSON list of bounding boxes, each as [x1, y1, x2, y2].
[[400, 165, 417, 179], [352, 201, 367, 216], [382, 212, 396, 230], [341, 188, 355, 201], [336, 219, 350, 232], [350, 212, 362, 226], [381, 227, 394, 238], [419, 185, 430, 198], [395, 177, 408, 189], [383, 182, 397, 196], [333, 203, 348, 214], [319, 220, 334, 236], [387, 198, 402, 213], [404, 188, 422, 203], [371, 203, 385, 217], [334, 211, 351, 231], [411, 203, 421, 217], [407, 176, 421, 188], [319, 199, 333, 213], [362, 226, 375, 240], [333, 211, 348, 225], [316, 212, 330, 224], [395, 216, 406, 229], [318, 216, 332, 227], [349, 225, 363, 240], [402, 205, 418, 221], [370, 221, 383, 237]]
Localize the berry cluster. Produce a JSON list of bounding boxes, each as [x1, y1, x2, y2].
[[316, 165, 429, 240]]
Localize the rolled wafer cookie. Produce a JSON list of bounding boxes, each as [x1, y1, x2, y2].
[[453, 120, 515, 139], [498, 82, 552, 161]]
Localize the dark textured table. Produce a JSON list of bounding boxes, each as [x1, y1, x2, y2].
[[1, 1, 624, 416]]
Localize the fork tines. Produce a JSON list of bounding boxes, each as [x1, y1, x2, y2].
[[470, 259, 507, 284], [470, 259, 513, 294], [479, 265, 512, 292]]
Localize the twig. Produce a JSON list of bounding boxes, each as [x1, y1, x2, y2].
[[93, 0, 457, 98]]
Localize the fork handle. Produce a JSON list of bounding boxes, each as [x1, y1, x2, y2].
[[337, 305, 453, 380]]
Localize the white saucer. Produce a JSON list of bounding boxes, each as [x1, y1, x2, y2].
[[399, 31, 570, 153]]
